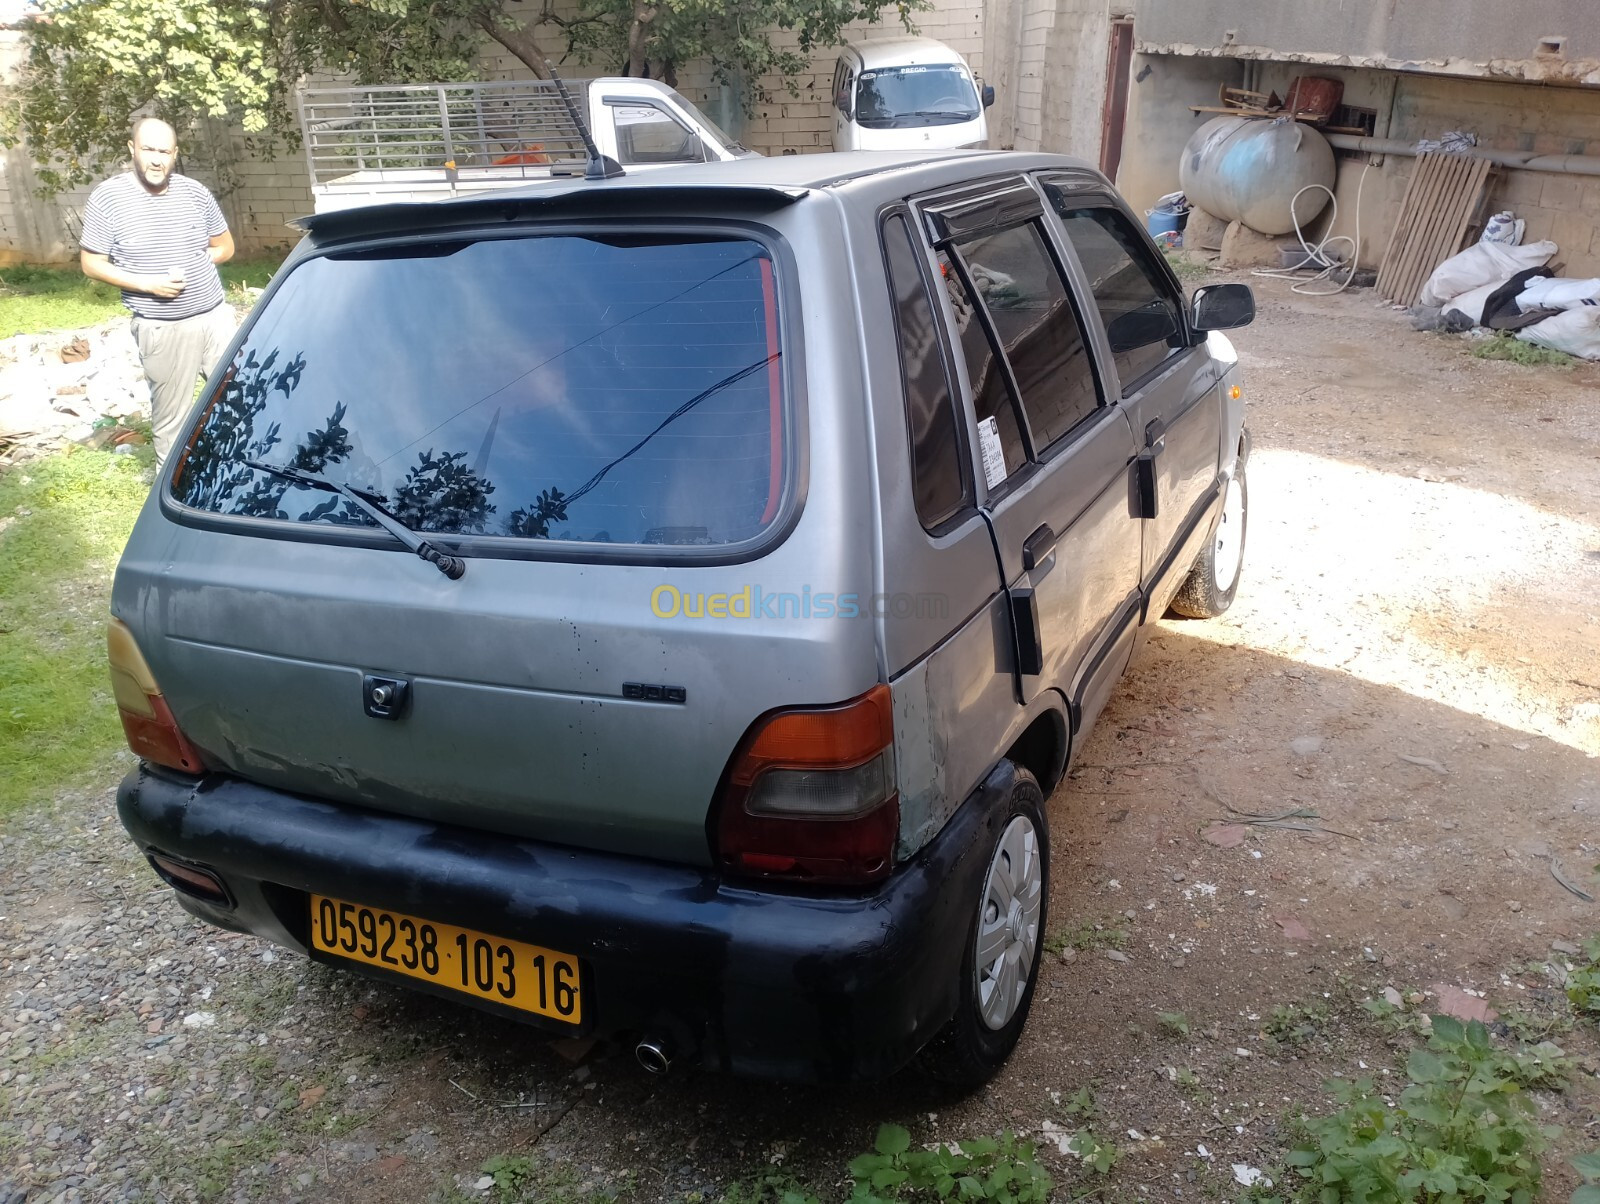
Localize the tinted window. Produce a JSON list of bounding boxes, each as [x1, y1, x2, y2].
[[172, 236, 784, 549], [954, 221, 1098, 452], [1053, 203, 1183, 388], [938, 248, 1025, 483], [882, 214, 967, 527], [855, 65, 979, 128]]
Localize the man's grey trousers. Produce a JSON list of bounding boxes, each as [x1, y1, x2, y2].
[[131, 304, 235, 468]]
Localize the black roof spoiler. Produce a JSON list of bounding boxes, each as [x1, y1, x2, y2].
[[290, 183, 811, 242]]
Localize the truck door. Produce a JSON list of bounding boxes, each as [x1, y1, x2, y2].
[[1041, 181, 1224, 617], [916, 178, 1142, 733]]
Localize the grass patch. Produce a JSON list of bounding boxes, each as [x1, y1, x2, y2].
[[0, 447, 151, 822], [0, 254, 286, 337], [1043, 920, 1128, 955], [1162, 246, 1212, 281], [1468, 333, 1576, 368]]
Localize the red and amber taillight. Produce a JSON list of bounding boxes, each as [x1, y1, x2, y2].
[[714, 684, 898, 886], [107, 617, 207, 774]]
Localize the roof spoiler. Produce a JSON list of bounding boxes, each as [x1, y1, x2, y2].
[[289, 183, 810, 239]]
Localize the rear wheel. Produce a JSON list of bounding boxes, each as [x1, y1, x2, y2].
[[918, 766, 1049, 1093], [1170, 463, 1247, 619]]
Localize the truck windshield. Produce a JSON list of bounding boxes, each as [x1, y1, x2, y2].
[[855, 65, 979, 129], [665, 89, 749, 155], [171, 234, 788, 551]]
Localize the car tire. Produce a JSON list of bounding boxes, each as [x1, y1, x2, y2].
[[917, 765, 1049, 1094], [1169, 463, 1247, 619]]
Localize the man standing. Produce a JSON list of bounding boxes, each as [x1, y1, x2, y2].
[[80, 118, 235, 469]]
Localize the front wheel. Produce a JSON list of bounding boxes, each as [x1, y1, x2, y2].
[[1169, 462, 1248, 619], [918, 766, 1049, 1093]]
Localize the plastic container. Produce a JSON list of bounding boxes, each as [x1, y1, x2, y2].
[[1146, 208, 1183, 238]]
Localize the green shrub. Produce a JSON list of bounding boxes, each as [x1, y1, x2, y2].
[[1284, 1016, 1552, 1203]]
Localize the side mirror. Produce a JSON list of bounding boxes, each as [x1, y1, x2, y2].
[[982, 84, 996, 109], [1190, 283, 1255, 332]]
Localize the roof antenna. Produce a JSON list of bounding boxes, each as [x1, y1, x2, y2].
[[542, 58, 625, 180]]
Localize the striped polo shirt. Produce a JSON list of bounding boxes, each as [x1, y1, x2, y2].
[[79, 173, 228, 321]]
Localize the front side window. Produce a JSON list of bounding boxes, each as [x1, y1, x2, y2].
[[608, 103, 706, 165], [172, 235, 786, 551], [855, 65, 979, 128], [1050, 200, 1185, 389]]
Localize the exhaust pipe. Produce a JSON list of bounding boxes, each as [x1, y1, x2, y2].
[[635, 1036, 673, 1075]]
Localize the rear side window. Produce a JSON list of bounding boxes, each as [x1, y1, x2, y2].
[[952, 220, 1098, 453], [940, 221, 1100, 486], [1051, 203, 1184, 389], [937, 248, 1025, 480], [881, 214, 968, 528], [172, 235, 786, 550]]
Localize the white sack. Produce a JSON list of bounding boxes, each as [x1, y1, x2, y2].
[[1439, 279, 1505, 326], [1514, 277, 1600, 312], [1516, 307, 1600, 360], [1419, 240, 1558, 308]]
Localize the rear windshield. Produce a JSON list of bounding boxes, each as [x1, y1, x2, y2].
[[855, 65, 979, 129], [172, 234, 786, 549]]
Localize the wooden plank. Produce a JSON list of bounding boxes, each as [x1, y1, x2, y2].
[[1400, 154, 1461, 302], [1412, 154, 1473, 301], [1377, 156, 1429, 298], [1392, 154, 1452, 302], [1401, 155, 1460, 303], [1378, 153, 1443, 299], [1445, 159, 1494, 258]]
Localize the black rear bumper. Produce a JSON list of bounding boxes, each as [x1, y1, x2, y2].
[[116, 763, 1013, 1082]]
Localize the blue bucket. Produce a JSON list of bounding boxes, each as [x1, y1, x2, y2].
[[1146, 207, 1183, 238]]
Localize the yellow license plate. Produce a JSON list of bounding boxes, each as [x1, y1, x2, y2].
[[309, 895, 581, 1025]]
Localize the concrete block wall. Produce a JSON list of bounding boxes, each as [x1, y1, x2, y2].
[[477, 0, 986, 158], [0, 0, 994, 262], [1117, 55, 1600, 278]]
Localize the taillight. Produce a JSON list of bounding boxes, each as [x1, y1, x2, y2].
[[107, 617, 207, 774], [714, 684, 898, 886]]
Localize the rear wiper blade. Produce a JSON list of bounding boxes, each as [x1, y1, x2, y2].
[[243, 459, 466, 580]]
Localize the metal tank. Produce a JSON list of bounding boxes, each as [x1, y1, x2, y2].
[[1179, 115, 1337, 236]]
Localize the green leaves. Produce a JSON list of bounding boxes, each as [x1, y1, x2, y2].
[[1284, 1014, 1558, 1204], [842, 1125, 1050, 1204]]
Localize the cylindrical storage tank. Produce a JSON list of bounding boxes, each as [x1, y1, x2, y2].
[[1179, 115, 1337, 236]]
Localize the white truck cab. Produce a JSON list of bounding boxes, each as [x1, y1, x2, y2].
[[300, 76, 754, 213], [830, 37, 993, 153]]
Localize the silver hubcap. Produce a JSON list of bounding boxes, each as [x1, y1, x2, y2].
[[1214, 475, 1245, 592], [974, 815, 1043, 1031]]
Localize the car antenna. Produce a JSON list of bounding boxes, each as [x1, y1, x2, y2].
[[542, 57, 625, 180]]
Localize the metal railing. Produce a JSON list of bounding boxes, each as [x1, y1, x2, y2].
[[297, 80, 592, 189]]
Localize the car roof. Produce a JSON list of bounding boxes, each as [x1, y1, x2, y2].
[[295, 151, 1106, 242], [844, 37, 970, 69]]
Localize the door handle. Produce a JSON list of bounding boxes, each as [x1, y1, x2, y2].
[[1144, 417, 1167, 452], [1022, 523, 1057, 571]]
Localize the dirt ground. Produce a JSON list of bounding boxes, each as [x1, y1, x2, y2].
[[3, 279, 1599, 1203]]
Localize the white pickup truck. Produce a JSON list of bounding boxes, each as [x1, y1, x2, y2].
[[299, 76, 755, 212]]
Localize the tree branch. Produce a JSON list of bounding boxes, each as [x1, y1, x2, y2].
[[474, 13, 552, 78]]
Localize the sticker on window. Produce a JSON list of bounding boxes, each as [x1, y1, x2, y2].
[[977, 416, 1008, 490]]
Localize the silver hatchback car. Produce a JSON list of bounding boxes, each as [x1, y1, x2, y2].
[[110, 150, 1253, 1088]]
